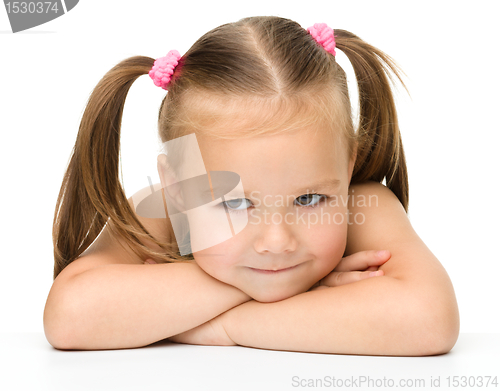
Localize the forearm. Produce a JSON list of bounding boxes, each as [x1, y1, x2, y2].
[[44, 262, 250, 350], [222, 276, 457, 356]]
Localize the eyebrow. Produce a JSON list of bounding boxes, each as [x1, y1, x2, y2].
[[204, 178, 342, 198], [290, 178, 342, 194]]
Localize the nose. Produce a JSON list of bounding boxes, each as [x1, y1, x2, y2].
[[253, 210, 298, 254]]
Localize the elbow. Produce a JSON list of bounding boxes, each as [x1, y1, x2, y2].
[[44, 317, 75, 351], [44, 304, 75, 350], [427, 305, 460, 356], [44, 305, 93, 350], [413, 290, 460, 356], [43, 281, 88, 350]]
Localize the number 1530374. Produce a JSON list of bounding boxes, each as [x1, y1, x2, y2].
[[5, 2, 59, 14]]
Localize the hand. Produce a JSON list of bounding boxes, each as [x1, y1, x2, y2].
[[167, 312, 236, 346], [309, 250, 391, 291]]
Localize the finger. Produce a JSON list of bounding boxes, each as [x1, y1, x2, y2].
[[322, 269, 385, 287], [334, 250, 391, 272]]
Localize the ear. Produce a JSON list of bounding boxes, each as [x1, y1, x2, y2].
[[157, 154, 185, 212], [347, 140, 357, 185]]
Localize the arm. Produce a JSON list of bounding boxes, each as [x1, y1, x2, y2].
[[166, 249, 390, 347], [219, 181, 460, 356], [44, 259, 250, 351], [44, 196, 251, 351]]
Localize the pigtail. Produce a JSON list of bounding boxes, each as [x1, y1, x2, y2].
[[335, 30, 410, 212], [52, 56, 174, 279]]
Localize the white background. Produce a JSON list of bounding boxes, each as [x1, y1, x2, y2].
[[0, 0, 498, 335]]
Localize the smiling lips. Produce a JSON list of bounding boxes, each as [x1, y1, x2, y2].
[[248, 264, 300, 274]]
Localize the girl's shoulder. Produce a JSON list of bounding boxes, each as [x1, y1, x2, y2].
[[345, 180, 445, 284], [58, 184, 173, 281], [349, 180, 397, 197], [348, 180, 404, 212], [345, 180, 412, 257]]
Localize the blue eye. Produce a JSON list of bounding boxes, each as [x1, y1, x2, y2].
[[221, 198, 252, 213], [295, 193, 326, 208], [220, 193, 326, 213]]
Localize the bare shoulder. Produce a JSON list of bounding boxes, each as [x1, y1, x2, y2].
[[346, 180, 409, 234], [345, 183, 459, 350], [345, 181, 431, 279], [348, 180, 406, 213], [57, 184, 174, 281]]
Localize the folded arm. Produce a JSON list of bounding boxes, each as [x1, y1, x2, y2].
[[218, 182, 459, 356], [44, 194, 251, 351]]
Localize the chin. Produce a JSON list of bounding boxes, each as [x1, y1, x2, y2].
[[246, 287, 304, 303]]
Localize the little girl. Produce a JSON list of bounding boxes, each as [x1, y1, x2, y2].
[[44, 16, 459, 355]]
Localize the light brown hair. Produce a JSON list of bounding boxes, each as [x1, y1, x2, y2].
[[53, 16, 409, 278]]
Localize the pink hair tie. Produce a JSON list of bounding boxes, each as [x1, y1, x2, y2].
[[307, 23, 336, 56], [149, 50, 181, 90]]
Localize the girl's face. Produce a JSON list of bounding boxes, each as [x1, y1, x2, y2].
[[190, 126, 355, 303]]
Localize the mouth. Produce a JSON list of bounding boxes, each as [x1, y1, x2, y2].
[[248, 264, 300, 274]]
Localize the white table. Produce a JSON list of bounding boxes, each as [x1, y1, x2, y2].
[[1, 333, 498, 390]]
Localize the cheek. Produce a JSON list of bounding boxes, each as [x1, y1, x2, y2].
[[303, 215, 348, 267], [193, 241, 239, 281]]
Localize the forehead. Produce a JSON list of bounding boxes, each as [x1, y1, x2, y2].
[[196, 127, 342, 157], [177, 87, 345, 140], [168, 91, 350, 192], [194, 126, 347, 192]]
